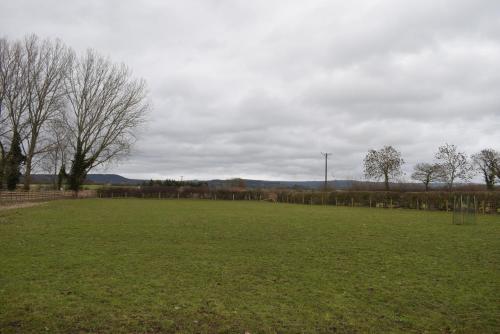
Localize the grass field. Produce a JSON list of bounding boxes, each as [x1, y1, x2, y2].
[[0, 200, 498, 333]]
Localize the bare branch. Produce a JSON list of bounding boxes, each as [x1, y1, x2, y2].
[[363, 145, 404, 190]]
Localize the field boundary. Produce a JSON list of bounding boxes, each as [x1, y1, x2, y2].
[[0, 190, 97, 205], [95, 188, 500, 214]]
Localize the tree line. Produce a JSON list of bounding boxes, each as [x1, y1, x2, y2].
[[364, 144, 500, 191], [141, 179, 207, 188], [0, 34, 148, 191]]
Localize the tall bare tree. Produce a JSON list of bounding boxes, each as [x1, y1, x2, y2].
[[40, 118, 70, 189], [22, 35, 72, 190], [363, 145, 404, 190], [434, 143, 473, 190], [64, 49, 148, 190], [411, 162, 440, 191], [472, 149, 499, 190], [0, 38, 10, 188], [0, 39, 29, 189]]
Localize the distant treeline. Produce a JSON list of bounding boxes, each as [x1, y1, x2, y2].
[[141, 178, 245, 189], [141, 179, 208, 187]]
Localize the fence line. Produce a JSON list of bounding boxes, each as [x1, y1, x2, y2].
[[96, 188, 500, 214], [2, 187, 497, 214], [274, 191, 500, 214], [0, 190, 97, 204]]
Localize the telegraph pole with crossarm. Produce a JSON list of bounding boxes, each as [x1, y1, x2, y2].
[[321, 152, 331, 191]]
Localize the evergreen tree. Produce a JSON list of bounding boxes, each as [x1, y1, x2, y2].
[[68, 145, 88, 191], [4, 131, 25, 190], [57, 164, 67, 190]]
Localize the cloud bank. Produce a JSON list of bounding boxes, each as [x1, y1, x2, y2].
[[1, 0, 499, 180]]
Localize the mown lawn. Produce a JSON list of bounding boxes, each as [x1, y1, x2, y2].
[[0, 199, 498, 333]]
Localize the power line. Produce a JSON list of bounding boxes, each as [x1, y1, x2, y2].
[[321, 152, 331, 191]]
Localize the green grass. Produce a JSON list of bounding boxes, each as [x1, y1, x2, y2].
[[0, 200, 498, 333]]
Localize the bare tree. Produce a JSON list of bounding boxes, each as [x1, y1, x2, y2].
[[64, 49, 148, 190], [0, 38, 10, 128], [363, 145, 404, 190], [40, 117, 70, 189], [411, 163, 440, 191], [21, 35, 72, 190], [472, 149, 499, 190], [0, 38, 10, 187], [0, 39, 29, 189], [1, 39, 28, 138], [434, 143, 473, 190]]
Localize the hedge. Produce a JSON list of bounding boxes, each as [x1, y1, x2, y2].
[[96, 187, 500, 214]]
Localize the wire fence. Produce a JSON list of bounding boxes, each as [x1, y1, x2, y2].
[[275, 190, 500, 214], [0, 190, 97, 204], [1, 187, 498, 215], [96, 188, 500, 214]]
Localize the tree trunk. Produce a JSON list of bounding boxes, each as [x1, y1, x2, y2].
[[0, 142, 4, 190], [23, 156, 32, 191], [23, 132, 39, 191], [58, 164, 67, 190], [384, 174, 389, 191], [483, 171, 494, 190], [486, 178, 494, 190]]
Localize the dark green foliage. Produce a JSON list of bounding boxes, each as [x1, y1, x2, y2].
[[68, 146, 90, 191], [140, 178, 207, 187], [57, 164, 67, 190], [4, 131, 24, 190]]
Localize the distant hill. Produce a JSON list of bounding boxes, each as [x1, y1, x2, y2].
[[29, 174, 353, 189], [85, 174, 144, 185], [28, 174, 143, 186], [28, 174, 486, 191], [205, 179, 354, 190]]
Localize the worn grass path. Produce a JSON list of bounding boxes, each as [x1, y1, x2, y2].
[[0, 199, 499, 333]]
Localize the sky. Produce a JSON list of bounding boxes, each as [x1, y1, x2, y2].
[[1, 0, 499, 181]]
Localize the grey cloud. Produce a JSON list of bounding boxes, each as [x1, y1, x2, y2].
[[1, 0, 499, 181]]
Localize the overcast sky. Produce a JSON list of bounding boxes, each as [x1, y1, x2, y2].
[[1, 0, 499, 181]]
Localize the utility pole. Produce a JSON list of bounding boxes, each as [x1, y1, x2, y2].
[[321, 152, 331, 191]]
